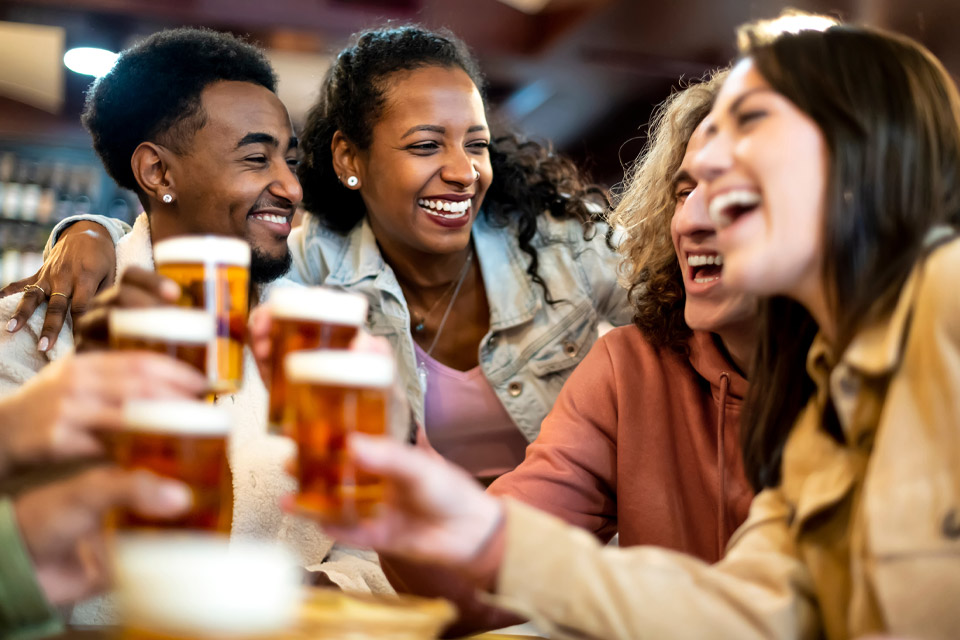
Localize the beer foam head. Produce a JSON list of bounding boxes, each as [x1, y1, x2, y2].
[[154, 235, 251, 267], [123, 400, 231, 435], [110, 308, 215, 343], [114, 535, 301, 636], [269, 286, 368, 326], [285, 350, 395, 388]]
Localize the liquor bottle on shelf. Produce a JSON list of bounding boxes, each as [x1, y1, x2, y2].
[[19, 162, 42, 223], [0, 153, 21, 220], [36, 163, 60, 225]]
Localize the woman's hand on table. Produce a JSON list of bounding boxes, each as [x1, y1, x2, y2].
[[1, 221, 117, 352]]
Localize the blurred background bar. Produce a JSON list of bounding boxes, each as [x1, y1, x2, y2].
[[1, 0, 959, 285]]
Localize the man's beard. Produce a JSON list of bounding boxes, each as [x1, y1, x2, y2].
[[250, 246, 292, 284]]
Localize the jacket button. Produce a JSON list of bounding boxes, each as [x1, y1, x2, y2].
[[563, 340, 577, 357], [942, 508, 960, 539], [507, 381, 523, 397], [487, 334, 498, 349]]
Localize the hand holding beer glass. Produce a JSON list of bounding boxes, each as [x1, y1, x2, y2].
[[284, 350, 395, 524], [266, 287, 368, 435], [109, 308, 215, 380], [97, 399, 233, 532], [153, 236, 251, 394]]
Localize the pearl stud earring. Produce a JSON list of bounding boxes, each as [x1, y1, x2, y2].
[[162, 194, 173, 204], [346, 176, 359, 187]]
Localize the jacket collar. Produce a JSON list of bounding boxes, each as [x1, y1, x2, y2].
[[324, 213, 541, 331], [325, 217, 385, 287], [687, 330, 749, 402], [472, 213, 539, 330], [816, 225, 955, 380]]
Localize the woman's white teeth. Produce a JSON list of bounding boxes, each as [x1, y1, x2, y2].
[[253, 213, 287, 224], [687, 254, 723, 267], [708, 190, 761, 227], [418, 199, 470, 218], [694, 275, 720, 284]]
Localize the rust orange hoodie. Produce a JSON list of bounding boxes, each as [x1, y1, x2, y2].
[[383, 325, 755, 636]]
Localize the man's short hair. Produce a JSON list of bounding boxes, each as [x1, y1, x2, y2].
[[82, 27, 277, 196]]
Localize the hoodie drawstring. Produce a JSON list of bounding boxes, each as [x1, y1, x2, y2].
[[716, 372, 730, 559]]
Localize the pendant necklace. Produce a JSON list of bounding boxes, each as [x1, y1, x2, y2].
[[414, 248, 474, 395]]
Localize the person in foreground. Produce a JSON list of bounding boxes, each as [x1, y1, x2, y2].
[[0, 351, 200, 638], [376, 70, 760, 636], [301, 16, 960, 639]]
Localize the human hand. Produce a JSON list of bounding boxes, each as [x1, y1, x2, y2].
[[0, 351, 208, 477], [1, 222, 117, 352], [73, 266, 180, 352], [14, 467, 192, 605], [285, 434, 503, 569]]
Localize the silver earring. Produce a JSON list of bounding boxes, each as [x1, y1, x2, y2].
[[346, 176, 359, 187], [473, 169, 480, 181], [162, 194, 173, 204]]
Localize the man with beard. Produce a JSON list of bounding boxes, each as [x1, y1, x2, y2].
[[0, 28, 378, 613]]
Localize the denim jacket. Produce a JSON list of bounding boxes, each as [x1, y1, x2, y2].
[[287, 211, 633, 442]]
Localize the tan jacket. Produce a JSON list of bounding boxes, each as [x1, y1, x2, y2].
[[491, 234, 960, 639]]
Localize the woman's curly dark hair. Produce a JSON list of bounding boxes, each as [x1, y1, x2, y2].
[[298, 24, 606, 301], [81, 27, 276, 205]]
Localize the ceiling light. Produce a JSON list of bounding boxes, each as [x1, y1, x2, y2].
[[63, 47, 118, 78]]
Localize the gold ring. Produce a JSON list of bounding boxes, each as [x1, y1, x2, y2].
[[49, 292, 70, 299], [23, 284, 47, 297]]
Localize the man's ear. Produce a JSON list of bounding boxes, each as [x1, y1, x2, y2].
[[131, 142, 176, 204], [331, 131, 363, 190]]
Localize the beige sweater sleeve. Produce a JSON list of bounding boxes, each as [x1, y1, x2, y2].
[[491, 493, 819, 640]]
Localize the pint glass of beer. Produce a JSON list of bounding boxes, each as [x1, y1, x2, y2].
[[266, 287, 368, 435], [153, 236, 250, 394], [98, 400, 233, 533], [114, 536, 300, 639], [109, 308, 215, 380], [284, 350, 395, 523]]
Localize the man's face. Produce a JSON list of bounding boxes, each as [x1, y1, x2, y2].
[[168, 80, 302, 283]]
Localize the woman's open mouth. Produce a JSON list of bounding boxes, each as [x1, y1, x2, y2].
[[708, 189, 761, 229], [687, 252, 723, 284]]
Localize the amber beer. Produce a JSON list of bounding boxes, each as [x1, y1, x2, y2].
[[114, 536, 300, 639], [266, 287, 368, 435], [99, 400, 233, 533], [285, 350, 395, 523], [153, 236, 250, 394], [109, 308, 215, 379]]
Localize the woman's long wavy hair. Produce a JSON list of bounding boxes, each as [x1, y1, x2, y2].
[[298, 25, 606, 301], [738, 21, 960, 490], [608, 71, 726, 351]]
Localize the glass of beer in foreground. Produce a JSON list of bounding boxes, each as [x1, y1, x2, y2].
[[98, 399, 233, 533], [153, 235, 250, 394], [114, 536, 300, 639], [285, 350, 395, 523], [266, 286, 368, 435], [109, 308, 215, 382]]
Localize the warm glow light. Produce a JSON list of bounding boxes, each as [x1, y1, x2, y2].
[[63, 47, 118, 77]]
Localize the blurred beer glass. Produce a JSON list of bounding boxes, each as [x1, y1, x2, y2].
[[266, 286, 368, 435], [109, 308, 215, 382], [285, 350, 395, 523], [114, 535, 300, 639], [153, 235, 251, 394], [99, 400, 233, 533]]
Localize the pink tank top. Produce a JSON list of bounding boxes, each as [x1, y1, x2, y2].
[[414, 342, 529, 483]]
